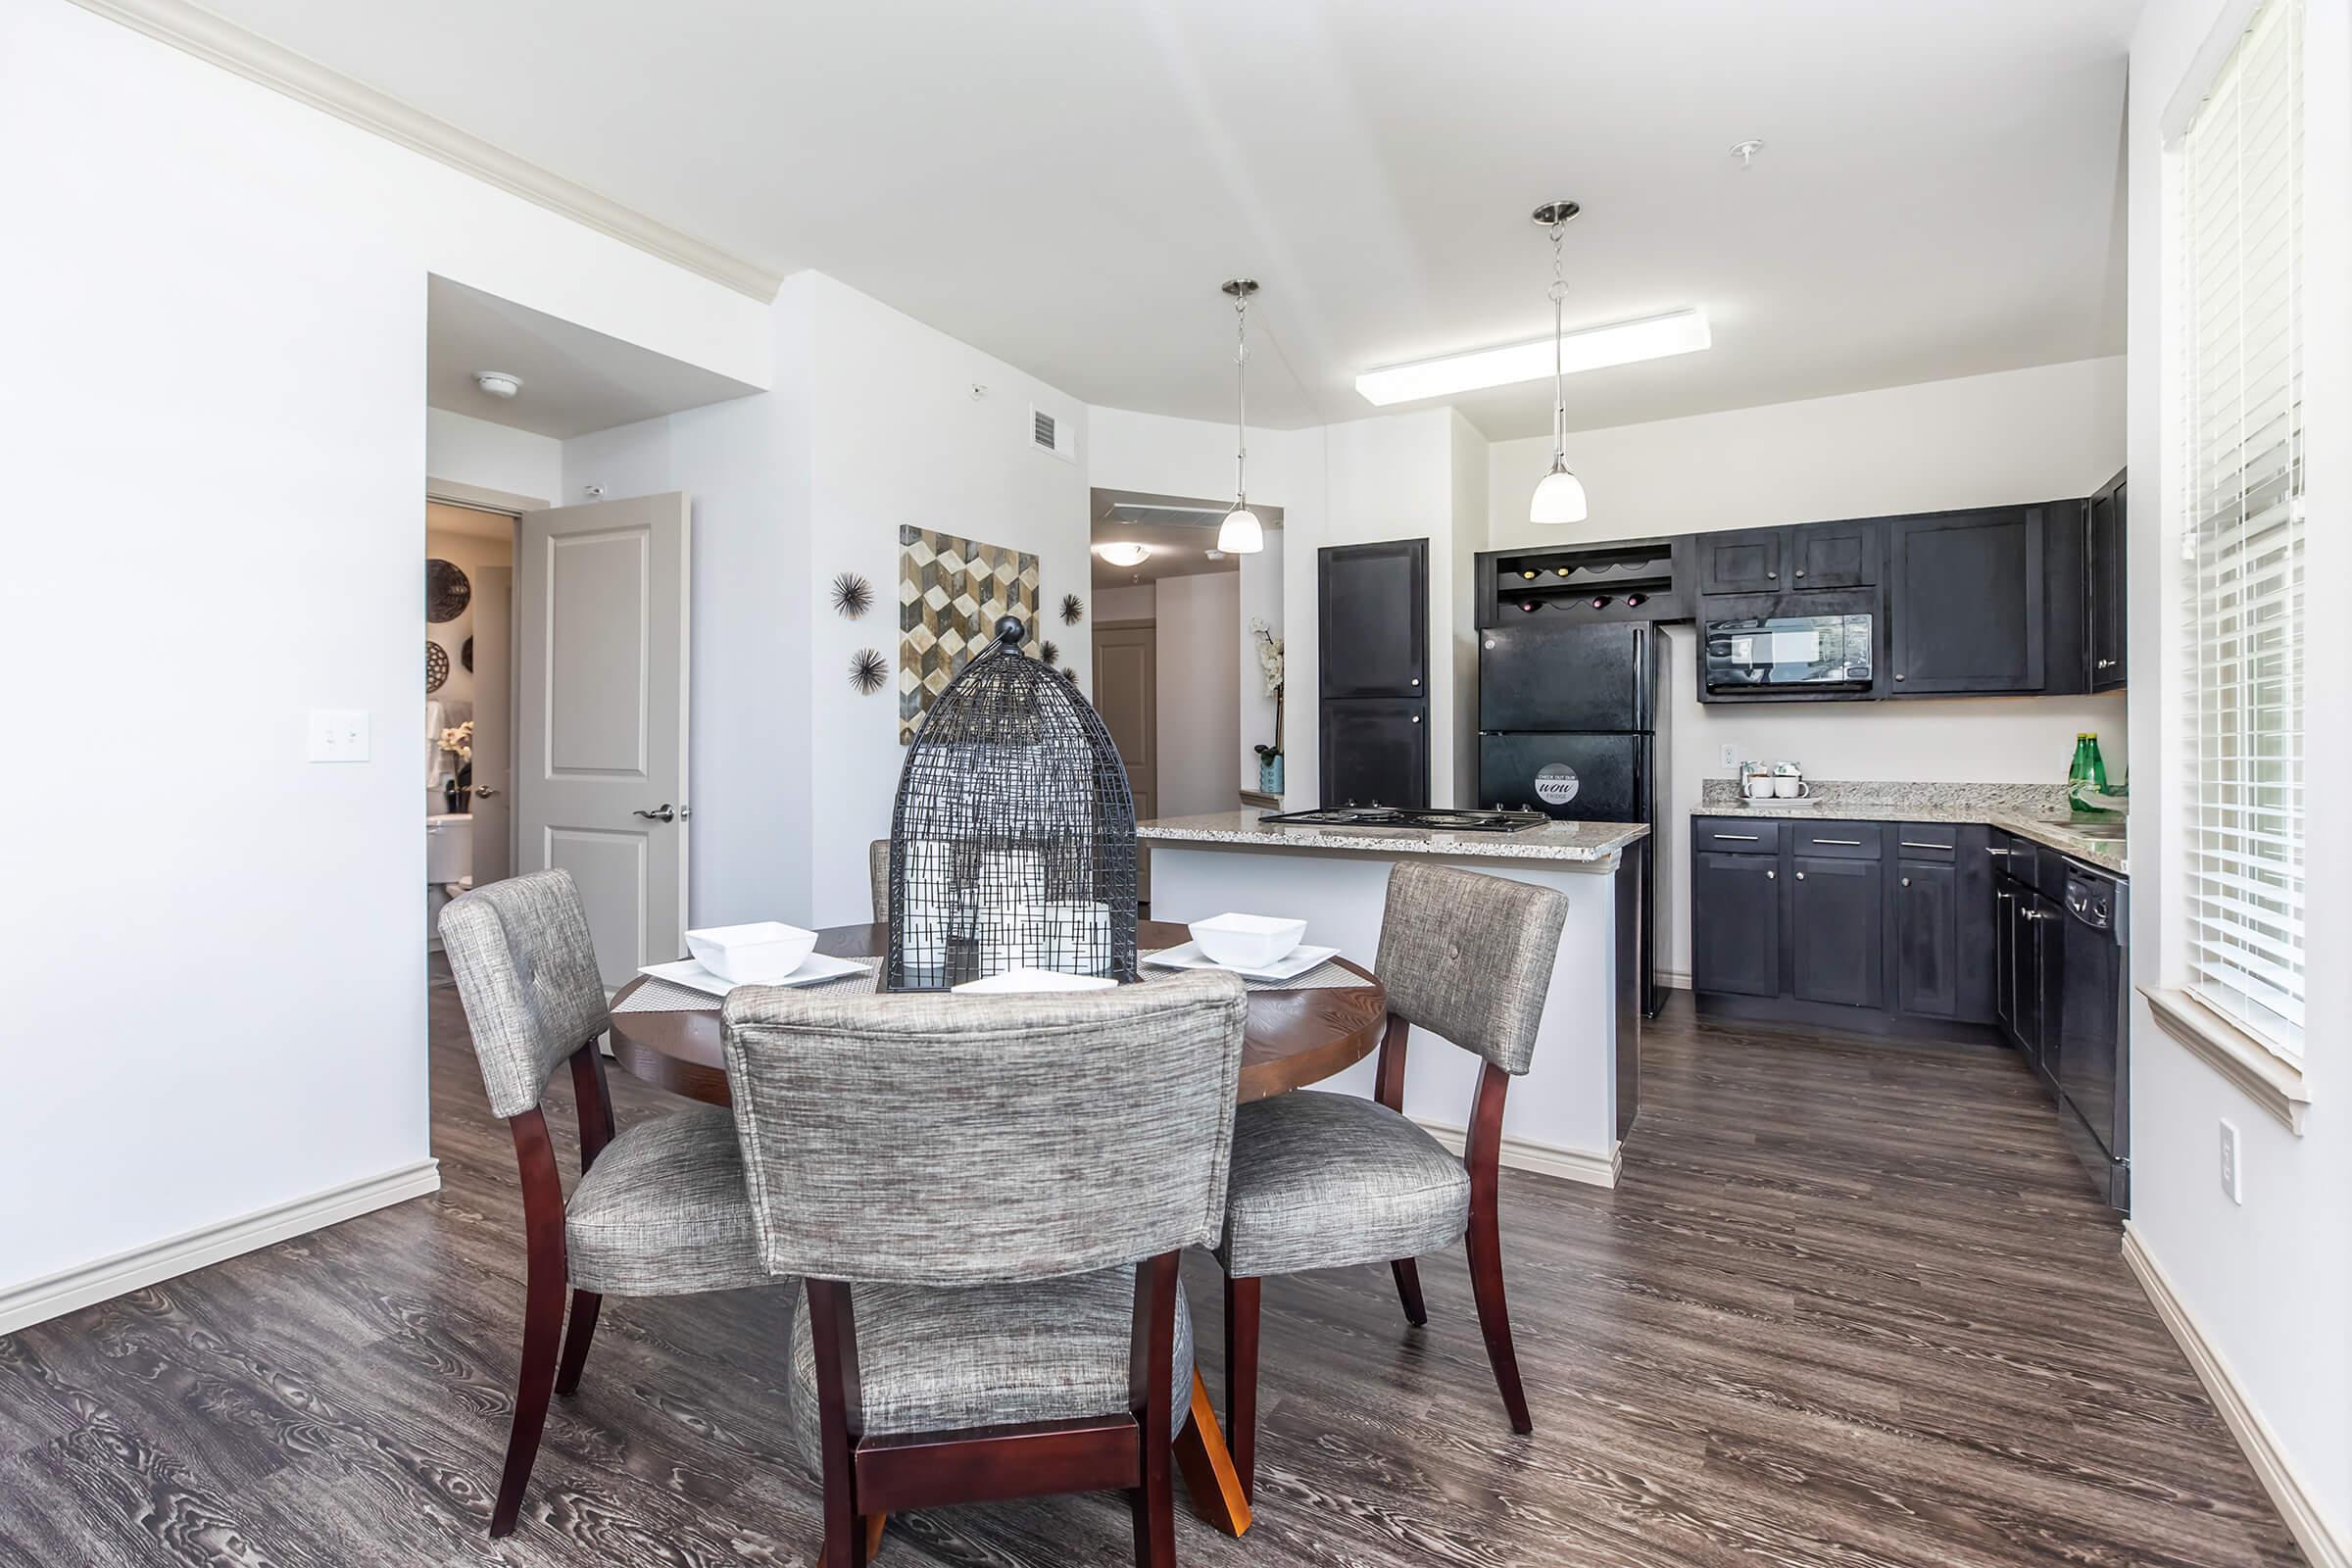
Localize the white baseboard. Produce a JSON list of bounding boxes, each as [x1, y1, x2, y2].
[[1414, 1118, 1621, 1189], [1654, 969, 1692, 991], [0, 1158, 441, 1337], [2121, 1224, 2347, 1568]]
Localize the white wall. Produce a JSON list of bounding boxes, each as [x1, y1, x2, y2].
[[425, 408, 562, 504], [563, 271, 1092, 931], [1152, 573, 1241, 817], [2124, 0, 2352, 1553], [1489, 358, 2130, 979], [0, 0, 771, 1316], [1094, 583, 1156, 621]]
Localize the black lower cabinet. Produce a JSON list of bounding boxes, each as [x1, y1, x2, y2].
[[1318, 698, 1427, 808], [1692, 816, 1995, 1042], [1691, 851, 1780, 996], [1790, 858, 1884, 1007]]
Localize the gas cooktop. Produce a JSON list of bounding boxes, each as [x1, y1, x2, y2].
[[1257, 806, 1552, 834]]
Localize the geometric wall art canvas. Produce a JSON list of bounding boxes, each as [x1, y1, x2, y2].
[[898, 525, 1041, 744]]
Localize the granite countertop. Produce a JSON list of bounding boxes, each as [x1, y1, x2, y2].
[[1138, 809, 1650, 865], [1691, 782, 2127, 873]]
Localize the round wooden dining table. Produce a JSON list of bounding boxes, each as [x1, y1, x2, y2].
[[604, 917, 1390, 1540]]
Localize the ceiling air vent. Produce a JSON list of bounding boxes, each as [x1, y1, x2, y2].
[[1030, 403, 1077, 464]]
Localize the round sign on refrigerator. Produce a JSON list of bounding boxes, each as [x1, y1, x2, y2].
[[1534, 762, 1580, 807]]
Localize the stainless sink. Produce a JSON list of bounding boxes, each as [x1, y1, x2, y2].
[[2038, 817, 2128, 840]]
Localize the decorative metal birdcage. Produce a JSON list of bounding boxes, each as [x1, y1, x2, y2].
[[885, 616, 1139, 991]]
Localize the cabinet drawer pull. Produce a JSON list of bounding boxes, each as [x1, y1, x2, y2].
[[1997, 890, 2013, 904], [1985, 848, 2010, 857], [1810, 837, 1863, 847], [1898, 840, 1944, 850], [1712, 832, 1762, 841]]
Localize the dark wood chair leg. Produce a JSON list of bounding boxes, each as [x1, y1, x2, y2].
[[1223, 1275, 1261, 1502], [493, 1109, 567, 1537], [808, 1281, 865, 1568], [1463, 1062, 1531, 1434], [1390, 1258, 1428, 1326], [1129, 1252, 1180, 1568], [554, 1289, 601, 1396]]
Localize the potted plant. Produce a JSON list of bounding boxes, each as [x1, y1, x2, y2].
[[1250, 619, 1284, 796], [441, 719, 474, 811]]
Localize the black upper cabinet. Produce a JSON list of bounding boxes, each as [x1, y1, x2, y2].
[[1319, 698, 1428, 809], [1691, 850, 1781, 998], [1319, 540, 1428, 698], [1789, 857, 1885, 1007], [1887, 507, 2046, 695], [1696, 528, 1784, 594], [1788, 519, 1878, 588], [2088, 469, 2128, 691]]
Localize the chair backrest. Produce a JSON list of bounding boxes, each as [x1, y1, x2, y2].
[[723, 969, 1248, 1286], [1374, 861, 1567, 1075], [439, 869, 612, 1118], [867, 838, 891, 924]]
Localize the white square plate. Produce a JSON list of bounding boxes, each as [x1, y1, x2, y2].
[[638, 952, 869, 997], [1142, 941, 1341, 982]]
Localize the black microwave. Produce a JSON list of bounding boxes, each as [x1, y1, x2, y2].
[[1703, 612, 1874, 691]]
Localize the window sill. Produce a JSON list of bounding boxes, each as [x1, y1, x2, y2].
[[2140, 987, 2309, 1134]]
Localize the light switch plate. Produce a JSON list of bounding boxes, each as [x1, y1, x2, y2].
[[308, 709, 370, 762], [2219, 1118, 2242, 1204]]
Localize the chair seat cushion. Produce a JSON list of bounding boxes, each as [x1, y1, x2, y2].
[[784, 1269, 1195, 1471], [1217, 1091, 1471, 1278], [566, 1102, 771, 1297]]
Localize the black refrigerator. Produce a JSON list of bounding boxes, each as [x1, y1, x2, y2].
[[1478, 621, 1663, 1016]]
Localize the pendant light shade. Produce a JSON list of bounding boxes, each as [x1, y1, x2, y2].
[[1218, 278, 1265, 554], [1530, 464, 1588, 525]]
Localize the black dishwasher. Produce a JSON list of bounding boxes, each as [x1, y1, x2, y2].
[[2055, 866, 2130, 1210]]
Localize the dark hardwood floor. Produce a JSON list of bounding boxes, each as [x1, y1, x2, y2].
[[0, 971, 2300, 1567]]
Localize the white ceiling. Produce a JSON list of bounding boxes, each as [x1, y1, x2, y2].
[[425, 276, 760, 438], [1090, 488, 1284, 585], [224, 1, 2134, 440]]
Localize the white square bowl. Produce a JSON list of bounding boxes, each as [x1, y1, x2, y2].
[[1189, 912, 1307, 970], [685, 921, 818, 984], [953, 966, 1117, 995]]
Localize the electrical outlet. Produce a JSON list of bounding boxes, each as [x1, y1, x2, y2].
[[1720, 743, 1737, 769], [2219, 1119, 2242, 1204]]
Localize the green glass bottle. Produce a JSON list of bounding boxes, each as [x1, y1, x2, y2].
[[2082, 733, 2109, 792]]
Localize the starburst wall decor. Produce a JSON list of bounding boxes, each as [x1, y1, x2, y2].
[[1060, 593, 1084, 625], [850, 648, 888, 694], [830, 571, 874, 619]]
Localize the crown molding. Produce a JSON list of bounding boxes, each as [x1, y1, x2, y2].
[[66, 0, 784, 302]]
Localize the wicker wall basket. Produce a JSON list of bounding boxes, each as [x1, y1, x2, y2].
[[885, 617, 1138, 991]]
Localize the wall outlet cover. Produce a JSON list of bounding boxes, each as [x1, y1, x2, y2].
[[1719, 743, 1737, 769]]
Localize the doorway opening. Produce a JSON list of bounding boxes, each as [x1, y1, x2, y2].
[[424, 498, 517, 950]]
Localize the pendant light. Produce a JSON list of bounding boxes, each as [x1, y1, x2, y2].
[[1529, 201, 1590, 525], [1217, 278, 1265, 554]]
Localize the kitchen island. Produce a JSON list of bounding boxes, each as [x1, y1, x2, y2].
[[1138, 810, 1649, 1187]]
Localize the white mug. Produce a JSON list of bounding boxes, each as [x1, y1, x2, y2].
[[1775, 777, 1808, 799], [1744, 775, 1776, 800]]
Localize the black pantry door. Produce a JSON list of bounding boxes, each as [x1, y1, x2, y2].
[[1320, 539, 1430, 808]]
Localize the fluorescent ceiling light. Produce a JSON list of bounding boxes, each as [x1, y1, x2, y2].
[[1354, 308, 1710, 407], [1095, 541, 1152, 567]]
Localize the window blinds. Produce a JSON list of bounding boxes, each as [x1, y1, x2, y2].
[[2180, 0, 2305, 1056]]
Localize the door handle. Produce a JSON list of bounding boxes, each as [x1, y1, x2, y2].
[[1410, 676, 1421, 686], [1766, 869, 1776, 880], [633, 804, 677, 822], [2096, 659, 2118, 669], [1409, 714, 1421, 724], [1997, 891, 2013, 904], [1795, 870, 1806, 880], [1901, 876, 1911, 887], [471, 785, 500, 799]]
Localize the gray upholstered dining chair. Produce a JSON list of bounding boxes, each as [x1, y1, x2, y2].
[[439, 869, 771, 1538], [867, 838, 891, 923], [722, 968, 1250, 1568], [1215, 860, 1567, 1500]]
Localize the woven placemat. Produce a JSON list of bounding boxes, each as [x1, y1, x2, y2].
[[616, 953, 1363, 1012]]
